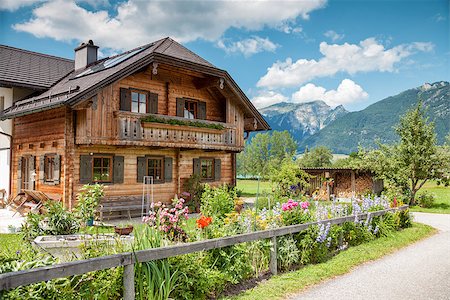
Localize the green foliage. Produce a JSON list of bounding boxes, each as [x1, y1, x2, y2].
[[416, 192, 436, 208], [141, 115, 225, 130], [182, 174, 205, 212], [21, 201, 80, 240], [277, 235, 300, 270], [74, 184, 105, 222], [270, 159, 310, 198], [200, 184, 236, 220], [299, 146, 333, 167], [237, 130, 297, 178]]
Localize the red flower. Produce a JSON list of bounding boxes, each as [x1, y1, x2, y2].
[[196, 216, 212, 229]]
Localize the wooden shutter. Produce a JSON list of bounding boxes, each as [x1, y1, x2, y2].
[[53, 154, 60, 184], [193, 158, 200, 175], [197, 101, 206, 120], [214, 158, 221, 181], [17, 157, 22, 192], [176, 98, 185, 117], [29, 156, 35, 189], [79, 155, 93, 184], [39, 156, 45, 183], [113, 156, 124, 184], [120, 88, 131, 111], [137, 157, 146, 183], [164, 157, 173, 182], [148, 92, 158, 114]]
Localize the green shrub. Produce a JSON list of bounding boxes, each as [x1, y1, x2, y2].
[[200, 184, 236, 220], [182, 174, 205, 213], [416, 191, 435, 208], [74, 184, 105, 222], [277, 235, 300, 270], [270, 159, 310, 198]]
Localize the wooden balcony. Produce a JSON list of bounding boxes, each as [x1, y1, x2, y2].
[[75, 111, 243, 151]]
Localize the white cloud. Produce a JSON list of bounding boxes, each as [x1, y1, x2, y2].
[[217, 36, 279, 57], [13, 0, 326, 51], [0, 0, 44, 11], [257, 38, 434, 89], [324, 30, 344, 42], [291, 79, 368, 107], [433, 13, 446, 22], [251, 90, 289, 109]]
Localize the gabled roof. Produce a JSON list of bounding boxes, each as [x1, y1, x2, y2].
[[0, 45, 74, 90], [0, 37, 269, 131]]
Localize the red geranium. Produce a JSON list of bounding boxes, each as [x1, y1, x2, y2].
[[196, 215, 212, 229]]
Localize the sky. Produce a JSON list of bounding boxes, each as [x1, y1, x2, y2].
[[0, 0, 448, 111]]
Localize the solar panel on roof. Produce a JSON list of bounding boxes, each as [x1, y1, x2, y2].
[[74, 46, 147, 78]]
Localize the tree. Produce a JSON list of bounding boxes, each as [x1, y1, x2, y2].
[[299, 146, 333, 168], [362, 102, 450, 205]]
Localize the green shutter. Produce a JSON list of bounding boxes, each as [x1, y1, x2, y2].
[[176, 98, 185, 117], [193, 158, 200, 175], [79, 155, 92, 184], [148, 92, 158, 114], [197, 101, 206, 120], [113, 156, 124, 184], [17, 157, 22, 192], [214, 159, 221, 181], [137, 157, 146, 183], [39, 156, 45, 183], [54, 155, 61, 184], [164, 157, 173, 182], [120, 88, 131, 111]]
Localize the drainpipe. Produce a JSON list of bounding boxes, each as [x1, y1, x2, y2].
[[0, 131, 12, 198]]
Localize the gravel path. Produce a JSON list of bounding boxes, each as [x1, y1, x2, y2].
[[289, 212, 450, 300]]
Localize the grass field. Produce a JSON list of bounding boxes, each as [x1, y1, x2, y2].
[[223, 222, 436, 300], [237, 179, 272, 197]]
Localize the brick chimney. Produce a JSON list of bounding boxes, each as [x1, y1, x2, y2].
[[74, 40, 98, 70]]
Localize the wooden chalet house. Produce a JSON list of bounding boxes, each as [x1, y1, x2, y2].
[[0, 38, 269, 211]]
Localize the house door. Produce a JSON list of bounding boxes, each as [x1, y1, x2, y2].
[[18, 156, 35, 191]]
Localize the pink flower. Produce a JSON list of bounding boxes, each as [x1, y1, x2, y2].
[[301, 201, 310, 209]]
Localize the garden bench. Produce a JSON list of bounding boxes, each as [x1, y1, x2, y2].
[[98, 196, 149, 221]]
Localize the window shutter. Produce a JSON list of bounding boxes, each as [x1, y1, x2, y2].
[[198, 101, 206, 120], [17, 157, 22, 192], [176, 98, 185, 117], [120, 88, 131, 111], [29, 156, 35, 189], [193, 158, 200, 175], [39, 156, 45, 183], [148, 92, 158, 114], [54, 155, 61, 184], [79, 155, 93, 184], [53, 154, 61, 184], [137, 156, 146, 183], [214, 158, 221, 181], [113, 156, 124, 184], [164, 157, 173, 182]]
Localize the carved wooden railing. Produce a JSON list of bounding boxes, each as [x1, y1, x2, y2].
[[116, 112, 240, 150]]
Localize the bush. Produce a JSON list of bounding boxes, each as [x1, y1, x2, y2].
[[270, 159, 310, 198], [182, 174, 205, 213], [416, 192, 435, 208], [200, 184, 236, 220], [74, 184, 104, 222]]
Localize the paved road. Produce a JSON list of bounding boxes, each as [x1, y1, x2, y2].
[[289, 212, 450, 300]]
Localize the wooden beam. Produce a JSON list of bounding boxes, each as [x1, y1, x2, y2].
[[192, 77, 220, 90]]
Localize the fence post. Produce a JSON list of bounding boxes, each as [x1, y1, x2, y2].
[[269, 236, 277, 275], [123, 264, 135, 300]]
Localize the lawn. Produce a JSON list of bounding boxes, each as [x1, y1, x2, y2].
[[410, 181, 450, 214], [223, 222, 436, 300], [237, 179, 272, 197]]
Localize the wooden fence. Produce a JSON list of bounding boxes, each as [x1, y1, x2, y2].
[[0, 206, 408, 299]]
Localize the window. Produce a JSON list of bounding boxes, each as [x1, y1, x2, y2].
[[147, 158, 164, 182], [184, 100, 197, 119], [200, 158, 214, 180], [92, 156, 112, 182], [131, 91, 147, 113], [0, 96, 4, 112], [44, 155, 55, 182]]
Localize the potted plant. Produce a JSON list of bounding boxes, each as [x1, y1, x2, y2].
[[114, 224, 134, 235], [74, 184, 104, 226]]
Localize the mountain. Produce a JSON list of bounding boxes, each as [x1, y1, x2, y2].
[[259, 100, 348, 141], [300, 81, 450, 154]]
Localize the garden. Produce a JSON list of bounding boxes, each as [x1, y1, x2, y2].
[[1, 170, 416, 300]]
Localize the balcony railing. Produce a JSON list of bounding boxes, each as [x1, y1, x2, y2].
[[116, 112, 241, 150]]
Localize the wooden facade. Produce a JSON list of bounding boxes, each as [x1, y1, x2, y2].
[[11, 61, 259, 210]]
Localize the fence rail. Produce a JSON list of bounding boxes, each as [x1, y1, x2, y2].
[[0, 205, 408, 298]]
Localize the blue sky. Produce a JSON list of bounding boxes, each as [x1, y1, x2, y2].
[[0, 0, 448, 111]]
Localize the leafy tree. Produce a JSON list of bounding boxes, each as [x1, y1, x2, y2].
[[362, 102, 450, 205], [237, 131, 297, 178], [299, 146, 333, 168], [270, 159, 310, 198]]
